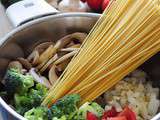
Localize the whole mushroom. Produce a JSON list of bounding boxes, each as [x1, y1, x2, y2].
[[58, 0, 89, 12]]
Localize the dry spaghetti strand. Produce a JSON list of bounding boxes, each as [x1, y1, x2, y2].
[[42, 0, 160, 107]]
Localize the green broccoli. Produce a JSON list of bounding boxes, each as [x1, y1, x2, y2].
[[14, 83, 48, 115], [14, 93, 33, 115], [50, 94, 80, 119], [24, 106, 49, 120], [4, 68, 34, 95], [29, 83, 48, 107], [78, 102, 104, 119], [90, 102, 104, 117]]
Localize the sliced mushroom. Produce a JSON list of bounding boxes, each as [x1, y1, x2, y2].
[[34, 42, 54, 54], [56, 58, 71, 72], [54, 50, 78, 65], [37, 40, 68, 69], [29, 68, 51, 88], [17, 58, 32, 70], [69, 44, 81, 48], [36, 59, 49, 70], [27, 50, 40, 66], [66, 41, 75, 47], [55, 32, 86, 49], [49, 64, 59, 85], [8, 61, 23, 70], [39, 54, 58, 73], [58, 32, 85, 48], [71, 32, 87, 43], [38, 45, 58, 64], [60, 48, 79, 52], [37, 33, 85, 68]]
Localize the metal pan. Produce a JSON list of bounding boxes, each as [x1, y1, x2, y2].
[[0, 3, 160, 120]]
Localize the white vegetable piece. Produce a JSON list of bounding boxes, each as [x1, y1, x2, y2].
[[104, 70, 160, 120]]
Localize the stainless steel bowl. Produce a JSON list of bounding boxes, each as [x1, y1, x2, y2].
[[0, 12, 100, 120], [0, 12, 160, 120]]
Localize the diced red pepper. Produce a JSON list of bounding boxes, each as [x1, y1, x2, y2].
[[87, 0, 103, 11], [102, 106, 118, 119], [102, 0, 110, 11], [109, 116, 127, 120], [118, 106, 136, 120], [87, 111, 98, 120]]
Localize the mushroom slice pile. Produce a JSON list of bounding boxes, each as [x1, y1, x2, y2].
[[25, 32, 87, 86]]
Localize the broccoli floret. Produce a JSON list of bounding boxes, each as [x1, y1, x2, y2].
[[29, 83, 48, 107], [52, 112, 80, 120], [4, 68, 34, 95], [14, 83, 48, 115], [50, 94, 80, 118], [24, 106, 49, 120], [14, 93, 33, 115], [90, 102, 104, 117], [78, 102, 104, 119]]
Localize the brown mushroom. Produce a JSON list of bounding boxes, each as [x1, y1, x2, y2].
[[17, 58, 32, 70], [27, 50, 40, 66], [54, 50, 78, 65], [71, 32, 87, 43], [51, 32, 86, 51], [34, 42, 54, 54], [36, 33, 85, 73], [69, 44, 81, 48], [56, 58, 71, 72], [66, 41, 75, 47], [8, 61, 23, 70], [36, 59, 49, 70], [38, 45, 58, 64], [36, 36, 75, 70], [48, 64, 59, 85], [39, 54, 58, 73], [60, 48, 79, 52]]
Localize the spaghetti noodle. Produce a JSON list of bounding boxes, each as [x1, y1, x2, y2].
[[42, 0, 160, 107]]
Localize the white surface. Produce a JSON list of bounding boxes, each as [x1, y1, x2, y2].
[[0, 3, 13, 38], [6, 0, 58, 27]]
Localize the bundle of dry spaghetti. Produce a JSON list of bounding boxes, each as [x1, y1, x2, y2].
[[42, 0, 160, 107]]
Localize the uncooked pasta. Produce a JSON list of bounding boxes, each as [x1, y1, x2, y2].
[[42, 0, 160, 107]]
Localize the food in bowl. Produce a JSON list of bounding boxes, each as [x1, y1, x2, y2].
[[0, 32, 159, 120]]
